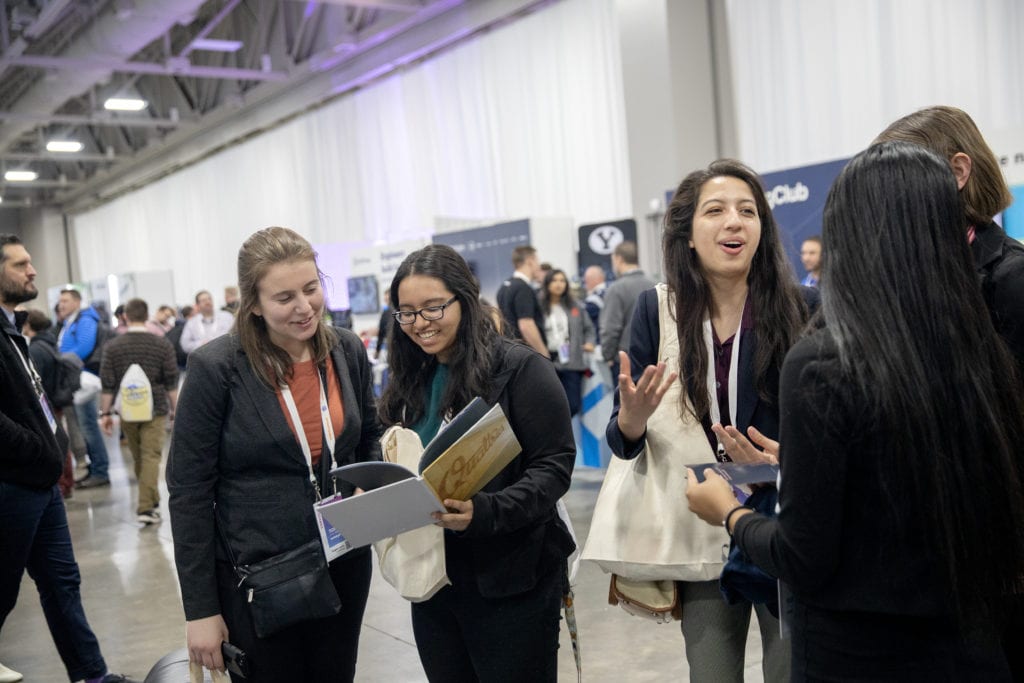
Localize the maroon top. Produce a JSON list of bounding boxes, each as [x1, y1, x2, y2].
[[705, 300, 755, 459]]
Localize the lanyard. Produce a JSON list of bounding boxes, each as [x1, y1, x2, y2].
[[280, 365, 337, 500], [7, 332, 45, 397], [703, 304, 743, 460]]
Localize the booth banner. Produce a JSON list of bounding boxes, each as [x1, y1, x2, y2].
[[760, 158, 848, 278], [433, 219, 531, 304], [577, 219, 637, 280]]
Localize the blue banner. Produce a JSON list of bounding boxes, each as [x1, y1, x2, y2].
[[760, 158, 849, 279], [433, 220, 531, 304]]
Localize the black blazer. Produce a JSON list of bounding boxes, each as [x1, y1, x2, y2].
[[445, 339, 576, 598], [607, 286, 819, 458], [167, 328, 383, 621]]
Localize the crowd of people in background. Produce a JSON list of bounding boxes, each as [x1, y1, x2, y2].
[[1, 104, 1023, 683]]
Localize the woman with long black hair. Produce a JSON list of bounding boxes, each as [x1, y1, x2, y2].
[[539, 268, 595, 416], [687, 141, 1024, 679], [607, 159, 815, 681], [378, 244, 575, 682]]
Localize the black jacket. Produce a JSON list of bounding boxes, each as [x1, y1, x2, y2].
[[167, 328, 383, 620], [445, 339, 576, 598], [972, 221, 1024, 373], [0, 310, 68, 489]]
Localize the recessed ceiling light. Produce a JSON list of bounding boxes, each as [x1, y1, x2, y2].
[[4, 170, 38, 182], [104, 97, 147, 111], [191, 38, 243, 52], [46, 140, 83, 153]]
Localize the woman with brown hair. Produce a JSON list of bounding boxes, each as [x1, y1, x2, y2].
[[168, 227, 382, 681]]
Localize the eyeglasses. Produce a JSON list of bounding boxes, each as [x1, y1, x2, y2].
[[393, 296, 457, 325]]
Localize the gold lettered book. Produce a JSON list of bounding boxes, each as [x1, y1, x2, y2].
[[420, 398, 522, 502]]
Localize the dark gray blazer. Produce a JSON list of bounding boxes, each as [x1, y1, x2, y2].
[[167, 328, 383, 621]]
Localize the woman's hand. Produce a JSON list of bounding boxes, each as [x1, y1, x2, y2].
[[616, 351, 678, 441], [710, 424, 780, 466], [186, 614, 229, 673], [685, 468, 742, 527], [434, 498, 473, 532], [582, 342, 595, 353]]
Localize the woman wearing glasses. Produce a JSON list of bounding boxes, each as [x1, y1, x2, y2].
[[378, 244, 576, 682], [168, 227, 383, 681]]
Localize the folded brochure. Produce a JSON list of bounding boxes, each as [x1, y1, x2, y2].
[[320, 399, 521, 549]]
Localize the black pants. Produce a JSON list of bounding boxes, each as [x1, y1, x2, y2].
[[217, 547, 371, 683], [411, 567, 562, 682], [555, 368, 584, 417]]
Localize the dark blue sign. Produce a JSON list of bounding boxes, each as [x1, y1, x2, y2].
[[432, 219, 531, 304], [577, 219, 637, 280], [760, 158, 849, 278]]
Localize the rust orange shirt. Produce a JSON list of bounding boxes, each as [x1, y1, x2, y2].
[[276, 356, 344, 466]]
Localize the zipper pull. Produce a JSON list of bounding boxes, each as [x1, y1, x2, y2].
[[247, 588, 254, 603]]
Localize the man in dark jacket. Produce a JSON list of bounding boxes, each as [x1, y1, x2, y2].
[[0, 235, 136, 683]]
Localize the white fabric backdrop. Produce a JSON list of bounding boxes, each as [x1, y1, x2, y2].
[[73, 0, 630, 304], [725, 0, 1024, 173]]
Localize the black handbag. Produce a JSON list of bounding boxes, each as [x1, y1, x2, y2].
[[231, 537, 341, 638]]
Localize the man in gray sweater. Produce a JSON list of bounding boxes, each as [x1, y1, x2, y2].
[[600, 241, 654, 379]]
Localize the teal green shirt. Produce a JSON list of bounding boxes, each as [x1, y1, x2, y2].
[[411, 363, 448, 451]]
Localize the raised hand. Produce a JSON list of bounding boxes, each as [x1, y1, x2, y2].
[[616, 350, 678, 441]]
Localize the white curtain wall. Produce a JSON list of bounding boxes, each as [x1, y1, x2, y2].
[[73, 0, 631, 304], [725, 0, 1024, 173]]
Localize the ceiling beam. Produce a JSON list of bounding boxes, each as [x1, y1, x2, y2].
[[0, 111, 180, 128], [1, 179, 81, 188], [287, 0, 424, 12], [2, 152, 117, 163], [0, 54, 290, 82]]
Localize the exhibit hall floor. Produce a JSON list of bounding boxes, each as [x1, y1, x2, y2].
[[0, 432, 768, 682]]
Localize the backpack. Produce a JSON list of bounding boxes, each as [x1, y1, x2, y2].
[[119, 363, 153, 422], [51, 352, 83, 409], [83, 315, 114, 374]]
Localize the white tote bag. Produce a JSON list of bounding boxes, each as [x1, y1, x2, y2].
[[582, 284, 729, 582], [373, 426, 451, 602]]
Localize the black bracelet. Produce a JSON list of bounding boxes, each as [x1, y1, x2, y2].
[[723, 504, 748, 536]]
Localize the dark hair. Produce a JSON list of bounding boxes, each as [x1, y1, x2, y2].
[[60, 288, 82, 302], [234, 227, 336, 388], [124, 298, 148, 323], [663, 159, 808, 421], [0, 234, 22, 265], [194, 290, 211, 304], [25, 309, 52, 332], [378, 244, 500, 428], [801, 235, 821, 245], [613, 240, 639, 265], [540, 268, 574, 316], [180, 305, 194, 318], [875, 106, 1012, 226], [821, 140, 1024, 620], [511, 245, 536, 268]]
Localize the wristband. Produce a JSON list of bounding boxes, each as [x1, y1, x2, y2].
[[723, 504, 748, 536], [99, 411, 116, 417]]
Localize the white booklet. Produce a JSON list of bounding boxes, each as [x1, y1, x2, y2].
[[321, 399, 521, 550], [317, 464, 446, 550]]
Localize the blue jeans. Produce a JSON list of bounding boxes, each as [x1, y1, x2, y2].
[[0, 482, 107, 681], [77, 393, 109, 479]]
